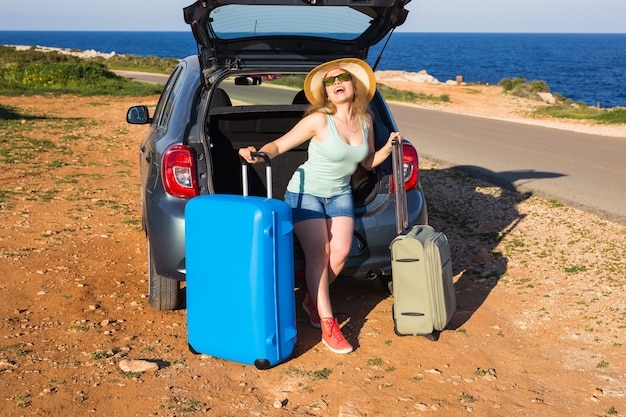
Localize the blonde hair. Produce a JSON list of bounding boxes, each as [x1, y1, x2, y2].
[[305, 69, 373, 120]]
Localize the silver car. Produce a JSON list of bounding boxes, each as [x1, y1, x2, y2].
[[127, 0, 427, 310]]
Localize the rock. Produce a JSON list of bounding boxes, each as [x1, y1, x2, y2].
[[414, 403, 429, 411], [338, 401, 362, 417], [118, 359, 159, 373], [375, 70, 441, 84], [273, 399, 286, 408], [0, 359, 18, 369], [537, 92, 556, 104]]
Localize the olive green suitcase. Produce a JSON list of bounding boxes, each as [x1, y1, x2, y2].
[[390, 225, 455, 340], [389, 140, 456, 340]]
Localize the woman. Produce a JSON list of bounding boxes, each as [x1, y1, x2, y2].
[[239, 58, 402, 354]]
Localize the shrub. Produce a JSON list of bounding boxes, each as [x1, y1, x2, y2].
[[500, 77, 551, 99], [528, 80, 550, 93], [499, 78, 513, 91], [499, 77, 527, 92]]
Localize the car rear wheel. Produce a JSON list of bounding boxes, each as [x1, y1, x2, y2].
[[147, 239, 180, 310]]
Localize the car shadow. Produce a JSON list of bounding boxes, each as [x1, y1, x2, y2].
[[421, 165, 565, 330]]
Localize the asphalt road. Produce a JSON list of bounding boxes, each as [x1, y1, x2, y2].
[[388, 103, 626, 225], [116, 71, 626, 224]]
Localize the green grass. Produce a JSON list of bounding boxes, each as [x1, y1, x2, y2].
[[458, 392, 476, 403], [596, 360, 609, 368], [89, 351, 111, 360], [533, 105, 626, 124], [0, 342, 29, 356], [377, 83, 451, 104], [93, 54, 179, 74], [311, 368, 332, 380], [0, 46, 162, 96], [16, 394, 32, 409], [279, 365, 333, 381], [367, 357, 384, 366], [267, 74, 306, 89], [0, 61, 162, 96], [564, 265, 588, 274], [164, 396, 206, 414]]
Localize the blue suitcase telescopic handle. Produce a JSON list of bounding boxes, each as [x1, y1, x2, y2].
[[240, 152, 272, 198]]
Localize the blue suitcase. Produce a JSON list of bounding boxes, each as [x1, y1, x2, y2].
[[185, 153, 296, 369]]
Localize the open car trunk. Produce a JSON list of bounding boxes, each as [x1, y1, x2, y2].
[[183, 0, 411, 85]]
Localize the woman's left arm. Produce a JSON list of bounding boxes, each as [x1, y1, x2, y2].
[[360, 118, 401, 170]]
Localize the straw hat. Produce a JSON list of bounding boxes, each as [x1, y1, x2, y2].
[[304, 58, 376, 107]]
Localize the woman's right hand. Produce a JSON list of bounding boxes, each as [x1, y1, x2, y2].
[[238, 146, 258, 164]]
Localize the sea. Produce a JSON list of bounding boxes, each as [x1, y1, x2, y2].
[[1, 31, 625, 108]]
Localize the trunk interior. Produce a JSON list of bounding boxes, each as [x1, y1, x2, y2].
[[205, 102, 383, 206]]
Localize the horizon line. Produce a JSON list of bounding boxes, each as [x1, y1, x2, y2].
[[1, 29, 625, 35]]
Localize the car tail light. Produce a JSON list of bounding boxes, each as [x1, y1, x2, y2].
[[162, 145, 198, 198], [390, 142, 419, 193]]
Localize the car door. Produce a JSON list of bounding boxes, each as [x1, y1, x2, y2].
[[140, 64, 184, 199]]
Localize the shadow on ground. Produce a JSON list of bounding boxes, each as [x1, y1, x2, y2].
[[179, 164, 565, 357], [421, 165, 564, 329]]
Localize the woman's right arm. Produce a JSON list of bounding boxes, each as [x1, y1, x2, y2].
[[239, 112, 325, 163]]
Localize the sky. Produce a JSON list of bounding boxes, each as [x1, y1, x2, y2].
[[0, 0, 624, 33]]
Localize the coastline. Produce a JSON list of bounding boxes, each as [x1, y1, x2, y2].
[[8, 44, 119, 59], [4, 44, 626, 138], [375, 71, 626, 139]]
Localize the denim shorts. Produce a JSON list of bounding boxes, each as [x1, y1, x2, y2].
[[284, 191, 354, 223]]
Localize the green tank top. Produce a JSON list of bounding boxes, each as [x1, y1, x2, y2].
[[287, 114, 369, 198]]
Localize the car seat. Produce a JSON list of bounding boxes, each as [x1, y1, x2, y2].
[[210, 88, 232, 108], [292, 90, 309, 105]]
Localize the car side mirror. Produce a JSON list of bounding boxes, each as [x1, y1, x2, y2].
[[126, 106, 151, 124]]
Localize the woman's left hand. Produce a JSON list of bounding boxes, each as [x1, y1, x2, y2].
[[385, 131, 402, 153]]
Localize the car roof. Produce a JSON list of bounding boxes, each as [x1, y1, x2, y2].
[[183, 0, 410, 72]]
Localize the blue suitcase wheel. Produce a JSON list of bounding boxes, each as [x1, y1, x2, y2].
[[254, 359, 271, 370]]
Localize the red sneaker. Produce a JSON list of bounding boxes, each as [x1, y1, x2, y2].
[[321, 318, 353, 354], [302, 291, 321, 329]]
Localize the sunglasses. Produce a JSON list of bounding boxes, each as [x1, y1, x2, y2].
[[323, 72, 352, 87]]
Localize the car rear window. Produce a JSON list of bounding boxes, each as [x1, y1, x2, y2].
[[216, 75, 306, 106], [209, 5, 374, 41]]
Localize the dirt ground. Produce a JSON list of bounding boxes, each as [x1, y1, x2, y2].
[[1, 86, 625, 417]]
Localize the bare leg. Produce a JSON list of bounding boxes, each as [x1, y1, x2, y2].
[[326, 216, 354, 285], [293, 218, 332, 319]]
